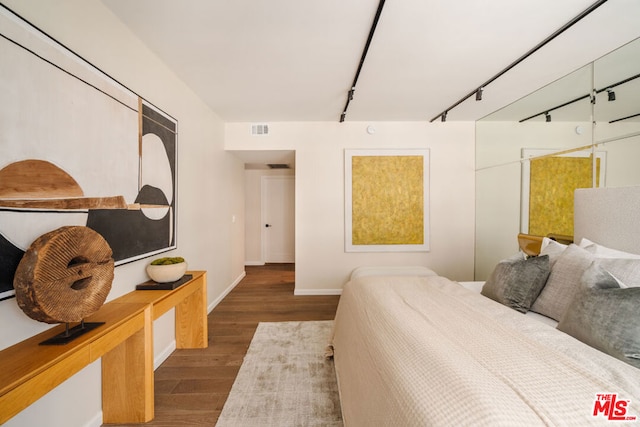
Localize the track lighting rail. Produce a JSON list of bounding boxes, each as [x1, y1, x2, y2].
[[429, 0, 609, 123], [519, 72, 640, 122], [519, 95, 590, 123], [609, 112, 640, 124], [339, 0, 386, 122]]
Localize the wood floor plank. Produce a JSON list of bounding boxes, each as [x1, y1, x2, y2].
[[154, 366, 240, 381], [102, 264, 340, 426]]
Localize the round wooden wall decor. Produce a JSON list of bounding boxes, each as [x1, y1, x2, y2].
[[14, 226, 114, 324]]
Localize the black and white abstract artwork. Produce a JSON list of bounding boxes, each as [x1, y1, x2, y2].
[[0, 6, 178, 300]]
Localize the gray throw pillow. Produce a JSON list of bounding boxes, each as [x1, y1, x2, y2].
[[481, 254, 550, 313], [557, 263, 640, 369]]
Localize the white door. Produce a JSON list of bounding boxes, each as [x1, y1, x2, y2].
[[262, 176, 295, 263]]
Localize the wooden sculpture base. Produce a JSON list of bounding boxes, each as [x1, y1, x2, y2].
[[39, 321, 105, 346]]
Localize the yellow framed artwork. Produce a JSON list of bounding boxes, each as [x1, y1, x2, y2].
[[345, 149, 430, 252], [521, 148, 606, 237]]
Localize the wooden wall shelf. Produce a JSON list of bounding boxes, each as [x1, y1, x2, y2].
[[0, 271, 207, 425]]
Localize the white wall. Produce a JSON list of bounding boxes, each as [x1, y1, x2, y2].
[[0, 1, 245, 426], [226, 121, 476, 293]]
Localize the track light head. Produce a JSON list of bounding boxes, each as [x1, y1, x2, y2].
[[348, 88, 355, 101], [545, 112, 551, 122], [607, 89, 616, 102], [340, 112, 346, 123], [441, 111, 447, 122], [475, 87, 483, 101]]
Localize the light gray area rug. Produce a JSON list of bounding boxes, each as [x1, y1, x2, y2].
[[216, 320, 343, 427]]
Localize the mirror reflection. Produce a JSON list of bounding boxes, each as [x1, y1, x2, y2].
[[594, 38, 640, 160], [476, 63, 593, 171], [475, 37, 640, 280]]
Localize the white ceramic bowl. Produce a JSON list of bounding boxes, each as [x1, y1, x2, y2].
[[146, 261, 188, 283]]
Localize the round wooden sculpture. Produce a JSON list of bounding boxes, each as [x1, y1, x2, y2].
[[14, 226, 114, 324]]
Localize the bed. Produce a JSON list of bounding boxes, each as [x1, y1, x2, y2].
[[329, 186, 640, 426]]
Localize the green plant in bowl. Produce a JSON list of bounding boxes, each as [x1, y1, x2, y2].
[[147, 257, 187, 282], [150, 256, 185, 266]]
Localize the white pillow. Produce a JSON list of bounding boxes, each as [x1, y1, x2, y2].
[[579, 238, 640, 259], [540, 238, 568, 267], [595, 258, 640, 288], [541, 237, 568, 252]]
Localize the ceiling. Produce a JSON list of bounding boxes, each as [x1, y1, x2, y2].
[[102, 0, 640, 125]]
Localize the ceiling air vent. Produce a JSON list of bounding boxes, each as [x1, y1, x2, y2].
[[267, 163, 289, 169], [251, 124, 269, 135]]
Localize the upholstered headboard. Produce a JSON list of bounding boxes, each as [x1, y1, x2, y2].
[[574, 186, 640, 255]]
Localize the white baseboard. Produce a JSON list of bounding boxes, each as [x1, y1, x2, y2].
[[85, 271, 249, 427], [84, 411, 103, 427], [244, 261, 265, 266], [90, 342, 176, 424], [208, 270, 247, 313], [151, 270, 246, 370], [294, 288, 342, 296], [154, 340, 177, 370]]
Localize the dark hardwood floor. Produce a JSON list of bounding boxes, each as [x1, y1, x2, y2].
[[104, 264, 340, 426]]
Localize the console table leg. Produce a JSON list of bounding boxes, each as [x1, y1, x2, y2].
[[101, 306, 154, 423], [175, 274, 208, 349]]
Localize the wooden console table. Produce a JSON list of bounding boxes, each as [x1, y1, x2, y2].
[[0, 270, 207, 425]]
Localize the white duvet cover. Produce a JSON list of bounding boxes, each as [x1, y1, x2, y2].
[[330, 274, 640, 426]]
